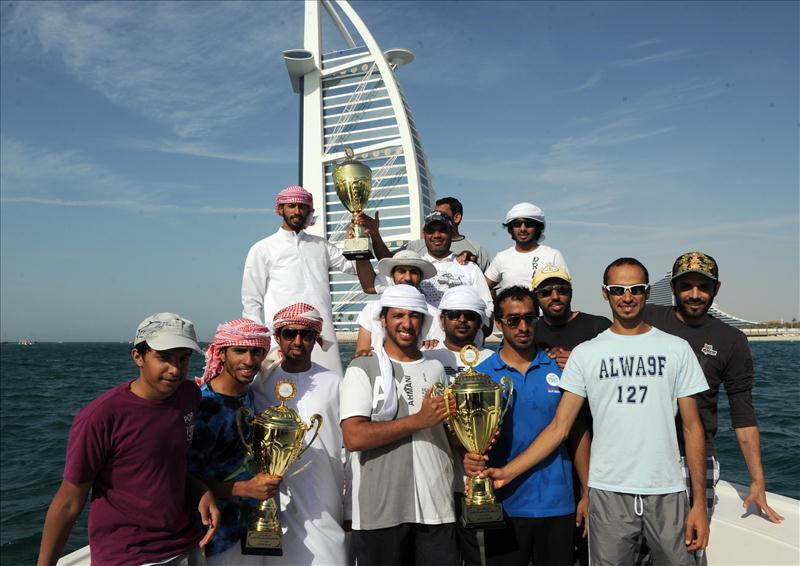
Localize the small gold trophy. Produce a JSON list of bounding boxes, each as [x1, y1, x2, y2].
[[236, 379, 322, 555], [333, 146, 373, 260], [434, 345, 513, 529]]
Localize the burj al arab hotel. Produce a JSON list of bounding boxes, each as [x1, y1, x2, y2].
[[282, 0, 436, 333]]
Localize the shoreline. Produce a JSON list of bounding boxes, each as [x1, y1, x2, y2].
[[332, 332, 800, 344]]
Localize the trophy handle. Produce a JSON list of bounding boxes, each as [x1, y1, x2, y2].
[[498, 376, 514, 423], [298, 414, 323, 458], [430, 382, 455, 417], [236, 406, 255, 455]]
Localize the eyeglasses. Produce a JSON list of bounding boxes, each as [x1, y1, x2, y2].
[[497, 314, 538, 328], [603, 284, 650, 296], [279, 328, 317, 340], [510, 219, 540, 229], [442, 310, 482, 322], [535, 284, 572, 298]]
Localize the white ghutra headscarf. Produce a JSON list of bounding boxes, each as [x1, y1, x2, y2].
[[438, 285, 493, 345], [370, 284, 432, 422]]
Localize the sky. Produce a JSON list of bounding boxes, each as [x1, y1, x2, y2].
[[1, 0, 797, 341]]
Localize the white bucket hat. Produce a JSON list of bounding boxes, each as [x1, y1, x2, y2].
[[377, 250, 437, 281]]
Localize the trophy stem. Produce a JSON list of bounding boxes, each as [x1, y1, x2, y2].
[[466, 475, 497, 506], [242, 496, 283, 555], [351, 217, 366, 240]]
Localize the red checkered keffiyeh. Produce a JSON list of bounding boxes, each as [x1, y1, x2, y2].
[[272, 303, 329, 349], [274, 185, 316, 227], [196, 319, 271, 386]]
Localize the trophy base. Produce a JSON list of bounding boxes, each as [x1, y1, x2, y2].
[[459, 497, 506, 530], [240, 529, 283, 556], [342, 237, 373, 261]]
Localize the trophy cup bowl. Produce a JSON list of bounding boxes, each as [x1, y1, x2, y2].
[[236, 379, 322, 555], [433, 345, 513, 529], [333, 146, 373, 260]]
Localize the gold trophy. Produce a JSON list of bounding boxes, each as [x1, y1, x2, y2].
[[333, 145, 373, 260], [433, 345, 513, 529], [236, 379, 322, 555]]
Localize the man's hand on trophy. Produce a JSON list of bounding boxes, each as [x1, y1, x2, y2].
[[415, 387, 448, 428], [480, 466, 513, 490], [241, 473, 282, 501], [463, 452, 487, 477], [353, 211, 380, 236]]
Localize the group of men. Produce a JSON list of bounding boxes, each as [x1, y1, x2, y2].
[[39, 185, 782, 566]]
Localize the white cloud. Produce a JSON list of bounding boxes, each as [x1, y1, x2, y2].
[[122, 137, 295, 165], [572, 70, 604, 92], [2, 1, 301, 140], [614, 48, 703, 68], [0, 135, 268, 213]]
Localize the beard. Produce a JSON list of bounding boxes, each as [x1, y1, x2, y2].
[[676, 297, 713, 320]]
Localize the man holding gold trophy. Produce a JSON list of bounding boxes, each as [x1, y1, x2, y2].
[[424, 285, 496, 566], [249, 303, 348, 565], [341, 284, 457, 566], [465, 286, 590, 566], [188, 318, 278, 565]]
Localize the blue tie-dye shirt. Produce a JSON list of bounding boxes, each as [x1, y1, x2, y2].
[[188, 383, 257, 557]]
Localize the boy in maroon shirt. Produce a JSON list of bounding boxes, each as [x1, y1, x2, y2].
[[38, 313, 220, 566]]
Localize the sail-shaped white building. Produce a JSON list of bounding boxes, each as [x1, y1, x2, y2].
[[283, 0, 436, 333]]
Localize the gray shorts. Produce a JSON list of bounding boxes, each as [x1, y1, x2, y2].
[[588, 488, 699, 566]]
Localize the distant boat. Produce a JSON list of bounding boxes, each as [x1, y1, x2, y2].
[[17, 339, 35, 346]]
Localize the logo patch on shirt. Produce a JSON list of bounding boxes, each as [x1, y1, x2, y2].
[[546, 373, 561, 387], [701, 343, 718, 357]]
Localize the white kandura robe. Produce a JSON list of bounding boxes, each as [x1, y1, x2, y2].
[[250, 363, 347, 566], [242, 228, 355, 376]]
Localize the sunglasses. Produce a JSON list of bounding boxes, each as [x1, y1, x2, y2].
[[279, 328, 317, 340], [423, 224, 450, 234], [535, 284, 572, 298], [510, 219, 540, 229], [442, 310, 482, 322], [497, 314, 538, 328], [603, 284, 649, 296]]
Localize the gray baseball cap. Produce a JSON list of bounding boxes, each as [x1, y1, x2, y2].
[[133, 312, 203, 353]]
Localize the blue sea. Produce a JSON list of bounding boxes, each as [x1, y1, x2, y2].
[[1, 341, 798, 563]]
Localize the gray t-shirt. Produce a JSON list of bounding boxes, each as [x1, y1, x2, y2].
[[340, 355, 455, 530]]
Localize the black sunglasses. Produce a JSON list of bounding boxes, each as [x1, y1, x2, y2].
[[423, 224, 450, 234], [497, 314, 538, 328], [442, 310, 482, 322], [535, 284, 572, 298], [279, 328, 317, 340], [510, 219, 540, 229], [603, 284, 649, 296]]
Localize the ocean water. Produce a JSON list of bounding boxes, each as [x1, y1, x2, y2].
[[1, 341, 798, 563]]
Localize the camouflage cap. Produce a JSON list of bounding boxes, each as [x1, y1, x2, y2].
[[671, 251, 719, 282]]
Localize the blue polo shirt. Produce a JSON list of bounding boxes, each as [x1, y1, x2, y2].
[[477, 348, 575, 518]]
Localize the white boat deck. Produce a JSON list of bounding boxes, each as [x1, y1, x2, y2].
[[56, 481, 799, 565]]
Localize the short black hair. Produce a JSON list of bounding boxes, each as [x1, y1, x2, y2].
[[436, 197, 463, 217], [603, 257, 650, 285], [494, 285, 539, 318], [133, 341, 151, 356]]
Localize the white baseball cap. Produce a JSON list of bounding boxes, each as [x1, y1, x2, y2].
[[133, 312, 202, 353]]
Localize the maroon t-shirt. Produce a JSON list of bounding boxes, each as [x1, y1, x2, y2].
[[64, 379, 202, 566]]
